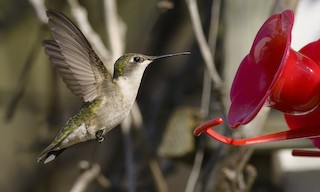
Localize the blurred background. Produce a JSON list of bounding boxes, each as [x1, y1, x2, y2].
[[1, 0, 320, 192]]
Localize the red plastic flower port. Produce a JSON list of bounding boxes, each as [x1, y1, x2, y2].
[[194, 10, 320, 157], [228, 9, 320, 128], [284, 40, 320, 156]]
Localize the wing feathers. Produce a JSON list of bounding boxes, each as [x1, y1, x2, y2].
[[43, 10, 113, 102]]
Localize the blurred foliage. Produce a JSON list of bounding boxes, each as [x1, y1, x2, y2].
[[157, 107, 202, 158]]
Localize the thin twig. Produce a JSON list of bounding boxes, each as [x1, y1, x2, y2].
[[185, 139, 204, 192], [202, 0, 222, 133], [185, 0, 222, 89], [149, 159, 169, 192], [235, 148, 254, 191], [208, 0, 221, 54], [70, 163, 105, 192], [104, 0, 126, 64], [188, 1, 222, 191], [130, 102, 143, 129], [121, 115, 136, 192], [29, 0, 48, 24], [243, 164, 257, 192], [200, 71, 212, 117]]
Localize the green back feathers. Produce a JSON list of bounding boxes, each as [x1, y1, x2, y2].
[[58, 99, 102, 139], [39, 99, 102, 154]]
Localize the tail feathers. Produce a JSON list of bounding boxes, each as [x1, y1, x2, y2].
[[37, 149, 66, 164]]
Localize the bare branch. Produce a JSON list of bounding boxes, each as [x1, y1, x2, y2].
[[200, 71, 212, 117], [121, 116, 136, 192], [208, 0, 221, 54], [29, 0, 48, 24], [200, 0, 225, 118], [131, 102, 143, 129], [104, 0, 126, 64], [191, 1, 221, 190], [70, 163, 102, 192], [186, 0, 223, 89], [185, 141, 204, 192], [149, 159, 169, 192]]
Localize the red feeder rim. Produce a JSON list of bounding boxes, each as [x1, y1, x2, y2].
[[228, 10, 294, 128]]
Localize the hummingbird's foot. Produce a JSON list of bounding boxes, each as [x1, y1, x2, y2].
[[95, 130, 105, 143]]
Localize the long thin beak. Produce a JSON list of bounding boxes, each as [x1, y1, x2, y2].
[[152, 52, 191, 60]]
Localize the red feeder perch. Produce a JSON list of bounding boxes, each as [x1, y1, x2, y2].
[[194, 118, 320, 146]]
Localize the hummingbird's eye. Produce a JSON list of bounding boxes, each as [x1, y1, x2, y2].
[[133, 56, 144, 63]]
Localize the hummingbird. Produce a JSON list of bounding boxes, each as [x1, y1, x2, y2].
[[37, 9, 190, 164]]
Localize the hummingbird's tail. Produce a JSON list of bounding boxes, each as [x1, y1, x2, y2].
[[37, 148, 66, 164]]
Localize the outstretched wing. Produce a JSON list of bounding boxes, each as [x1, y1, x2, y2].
[[43, 9, 112, 102]]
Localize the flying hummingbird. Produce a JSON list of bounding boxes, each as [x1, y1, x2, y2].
[[37, 9, 190, 164]]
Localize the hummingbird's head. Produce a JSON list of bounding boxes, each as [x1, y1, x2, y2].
[[113, 53, 153, 79], [113, 52, 190, 100], [113, 52, 191, 79]]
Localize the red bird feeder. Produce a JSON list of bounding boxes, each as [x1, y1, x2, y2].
[[194, 10, 320, 157], [228, 10, 320, 128]]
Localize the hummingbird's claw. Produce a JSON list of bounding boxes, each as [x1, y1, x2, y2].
[[96, 130, 105, 143]]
